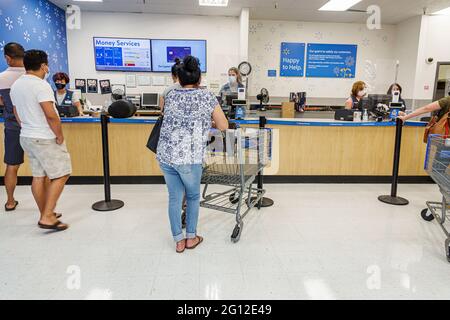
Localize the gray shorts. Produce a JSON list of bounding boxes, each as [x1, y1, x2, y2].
[[20, 137, 72, 180]]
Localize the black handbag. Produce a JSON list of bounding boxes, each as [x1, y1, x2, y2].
[[146, 116, 163, 153]]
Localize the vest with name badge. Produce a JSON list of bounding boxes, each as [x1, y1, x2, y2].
[[55, 90, 73, 108]]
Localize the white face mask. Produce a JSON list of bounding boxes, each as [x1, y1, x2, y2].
[[43, 65, 50, 80], [229, 76, 237, 85], [392, 90, 400, 96]]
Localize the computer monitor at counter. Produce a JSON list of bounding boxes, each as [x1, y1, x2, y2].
[[141, 93, 159, 109]]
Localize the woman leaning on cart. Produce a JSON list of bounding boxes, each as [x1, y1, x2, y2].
[[398, 96, 450, 122], [156, 55, 228, 253]]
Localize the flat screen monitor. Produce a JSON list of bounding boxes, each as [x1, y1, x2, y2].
[[94, 37, 152, 72], [151, 39, 207, 73], [368, 94, 392, 110], [142, 93, 159, 108]]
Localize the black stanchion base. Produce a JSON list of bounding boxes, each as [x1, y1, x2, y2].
[[92, 199, 125, 212], [378, 195, 409, 206], [251, 197, 274, 207]]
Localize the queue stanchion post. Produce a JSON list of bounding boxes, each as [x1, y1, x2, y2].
[[252, 116, 274, 208], [92, 113, 125, 211], [378, 118, 409, 206]]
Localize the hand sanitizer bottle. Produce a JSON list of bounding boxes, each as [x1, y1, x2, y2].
[[363, 109, 369, 122]]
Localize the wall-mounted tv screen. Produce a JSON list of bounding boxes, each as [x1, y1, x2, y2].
[[151, 39, 207, 73], [94, 37, 152, 72]]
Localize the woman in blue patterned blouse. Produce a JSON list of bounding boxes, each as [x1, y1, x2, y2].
[[157, 56, 229, 253]]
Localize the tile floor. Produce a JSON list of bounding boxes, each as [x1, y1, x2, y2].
[[1, 183, 449, 300]]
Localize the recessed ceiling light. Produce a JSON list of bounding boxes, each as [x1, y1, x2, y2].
[[318, 0, 363, 11], [199, 0, 229, 7], [432, 7, 450, 15]]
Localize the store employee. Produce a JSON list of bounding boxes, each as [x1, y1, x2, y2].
[[345, 81, 367, 110], [219, 67, 244, 99], [53, 72, 83, 116]]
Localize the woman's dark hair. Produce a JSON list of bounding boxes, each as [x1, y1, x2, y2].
[[23, 50, 48, 71], [53, 72, 70, 84], [387, 83, 402, 95], [171, 58, 182, 77], [177, 56, 201, 86]]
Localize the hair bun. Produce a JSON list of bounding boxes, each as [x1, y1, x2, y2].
[[174, 57, 181, 65], [183, 55, 199, 72]]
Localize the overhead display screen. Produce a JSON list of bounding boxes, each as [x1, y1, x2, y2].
[[151, 39, 207, 73], [94, 37, 152, 72]]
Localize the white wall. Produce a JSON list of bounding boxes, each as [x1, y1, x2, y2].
[[248, 20, 398, 99], [67, 12, 241, 95], [393, 16, 422, 100], [413, 15, 450, 101]]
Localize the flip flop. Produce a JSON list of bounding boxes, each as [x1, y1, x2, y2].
[[186, 236, 203, 250], [176, 240, 186, 254], [4, 201, 18, 212], [38, 220, 69, 232]]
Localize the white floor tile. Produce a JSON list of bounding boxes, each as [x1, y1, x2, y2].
[[1, 183, 449, 299]]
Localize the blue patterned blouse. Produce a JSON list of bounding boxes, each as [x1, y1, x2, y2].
[[157, 88, 218, 165]]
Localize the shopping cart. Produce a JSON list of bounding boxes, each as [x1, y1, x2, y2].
[[421, 134, 450, 262], [200, 127, 272, 243]]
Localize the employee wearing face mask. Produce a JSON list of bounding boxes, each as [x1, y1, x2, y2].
[[387, 83, 407, 111], [219, 67, 244, 99], [53, 72, 83, 116], [345, 81, 368, 110]]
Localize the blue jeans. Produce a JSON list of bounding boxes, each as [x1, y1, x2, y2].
[[159, 162, 203, 242]]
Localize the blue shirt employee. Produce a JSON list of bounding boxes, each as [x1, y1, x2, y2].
[[219, 67, 245, 99], [53, 72, 83, 116]]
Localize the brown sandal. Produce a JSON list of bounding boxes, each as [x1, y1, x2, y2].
[[176, 240, 186, 253], [186, 236, 203, 250], [38, 220, 69, 232]]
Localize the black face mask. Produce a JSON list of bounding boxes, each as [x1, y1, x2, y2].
[[55, 83, 66, 90]]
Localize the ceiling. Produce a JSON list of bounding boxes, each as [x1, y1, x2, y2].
[[50, 0, 450, 24]]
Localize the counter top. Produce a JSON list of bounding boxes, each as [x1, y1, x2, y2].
[[0, 116, 427, 127]]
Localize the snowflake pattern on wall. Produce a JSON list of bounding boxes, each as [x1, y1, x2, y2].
[[0, 0, 69, 75], [249, 25, 257, 34], [314, 31, 323, 40], [23, 30, 30, 42], [264, 43, 273, 52], [5, 17, 13, 30]]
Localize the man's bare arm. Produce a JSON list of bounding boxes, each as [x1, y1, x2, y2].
[[40, 101, 64, 144]]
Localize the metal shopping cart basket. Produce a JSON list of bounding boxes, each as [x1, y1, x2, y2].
[[421, 134, 450, 262], [200, 127, 272, 243]]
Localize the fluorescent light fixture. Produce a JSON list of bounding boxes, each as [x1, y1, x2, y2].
[[432, 7, 450, 15], [199, 0, 229, 7], [319, 0, 363, 11]]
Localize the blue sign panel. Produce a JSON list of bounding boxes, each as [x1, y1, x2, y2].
[[0, 0, 69, 76], [306, 43, 357, 78], [268, 70, 277, 77], [280, 42, 305, 77]]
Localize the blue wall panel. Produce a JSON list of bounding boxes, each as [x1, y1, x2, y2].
[[0, 0, 68, 77]]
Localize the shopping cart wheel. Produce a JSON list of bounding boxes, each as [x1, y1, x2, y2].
[[421, 208, 435, 222], [229, 192, 240, 204], [231, 222, 243, 243]]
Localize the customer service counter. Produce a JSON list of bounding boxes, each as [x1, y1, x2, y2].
[[0, 117, 428, 180]]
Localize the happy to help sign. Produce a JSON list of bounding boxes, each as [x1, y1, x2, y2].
[[280, 42, 305, 77]]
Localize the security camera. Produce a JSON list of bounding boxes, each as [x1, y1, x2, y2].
[[426, 57, 434, 64]]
